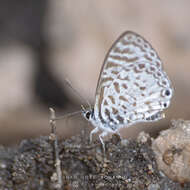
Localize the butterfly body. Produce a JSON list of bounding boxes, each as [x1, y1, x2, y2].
[[83, 31, 173, 151]]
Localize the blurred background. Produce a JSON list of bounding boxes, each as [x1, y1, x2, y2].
[[0, 0, 189, 145]]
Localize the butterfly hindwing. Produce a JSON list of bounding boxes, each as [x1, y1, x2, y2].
[[93, 31, 173, 129]]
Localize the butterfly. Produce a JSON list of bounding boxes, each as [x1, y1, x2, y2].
[[82, 31, 173, 151]]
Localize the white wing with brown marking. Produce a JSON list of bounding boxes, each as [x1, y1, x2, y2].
[[93, 31, 173, 130]]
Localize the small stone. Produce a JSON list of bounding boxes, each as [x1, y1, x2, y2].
[[147, 164, 154, 174], [152, 119, 190, 183], [51, 172, 58, 182], [163, 148, 175, 165], [148, 183, 160, 190], [0, 162, 6, 169], [96, 153, 103, 162], [120, 139, 129, 146], [103, 163, 108, 168], [137, 131, 150, 143]]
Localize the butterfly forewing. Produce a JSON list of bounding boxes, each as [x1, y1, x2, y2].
[[93, 31, 173, 129]]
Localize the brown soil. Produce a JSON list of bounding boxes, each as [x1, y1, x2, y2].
[[0, 130, 189, 190]]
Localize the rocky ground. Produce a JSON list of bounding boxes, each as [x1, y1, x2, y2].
[[0, 121, 189, 190]]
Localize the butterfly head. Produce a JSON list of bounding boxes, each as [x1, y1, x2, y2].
[[82, 108, 94, 121]]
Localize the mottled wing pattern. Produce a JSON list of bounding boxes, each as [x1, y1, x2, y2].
[[94, 31, 173, 131]]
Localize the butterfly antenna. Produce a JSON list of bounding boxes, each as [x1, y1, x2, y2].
[[81, 104, 86, 112], [65, 78, 92, 110], [52, 110, 82, 121]]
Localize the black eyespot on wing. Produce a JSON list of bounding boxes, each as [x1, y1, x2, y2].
[[165, 89, 171, 96], [161, 88, 172, 99], [163, 103, 167, 108]]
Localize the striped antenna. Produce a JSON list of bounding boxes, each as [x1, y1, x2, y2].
[[65, 78, 92, 110], [51, 109, 82, 121]]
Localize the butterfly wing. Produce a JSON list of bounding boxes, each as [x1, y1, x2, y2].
[[93, 31, 173, 130]]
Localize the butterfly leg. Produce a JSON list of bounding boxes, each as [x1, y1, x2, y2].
[[90, 127, 99, 143], [99, 131, 108, 153], [116, 130, 122, 140]]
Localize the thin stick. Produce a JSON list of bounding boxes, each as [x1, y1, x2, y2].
[[49, 108, 63, 189]]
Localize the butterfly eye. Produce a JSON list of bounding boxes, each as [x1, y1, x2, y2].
[[85, 111, 91, 120]]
